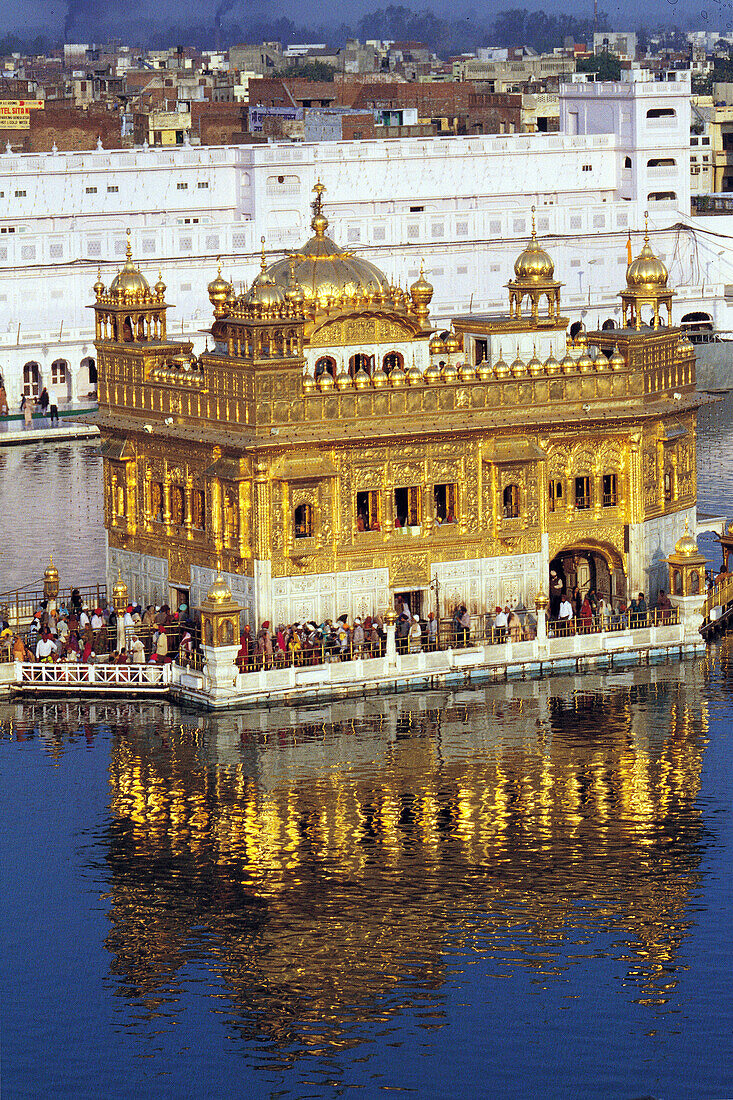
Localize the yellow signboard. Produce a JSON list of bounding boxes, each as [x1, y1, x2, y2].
[[0, 100, 44, 129]]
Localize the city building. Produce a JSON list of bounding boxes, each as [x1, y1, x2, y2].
[[96, 184, 698, 628], [0, 69, 726, 417]]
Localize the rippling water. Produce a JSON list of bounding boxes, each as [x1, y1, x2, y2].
[[1, 653, 732, 1099], [1, 394, 733, 1097]]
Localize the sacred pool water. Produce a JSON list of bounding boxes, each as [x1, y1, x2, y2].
[[1, 394, 732, 1098]]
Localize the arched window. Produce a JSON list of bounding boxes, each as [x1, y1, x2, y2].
[[664, 470, 672, 501], [503, 484, 520, 519], [673, 569, 682, 595], [122, 316, 134, 342], [23, 361, 40, 398], [690, 571, 700, 595], [549, 479, 563, 512], [51, 359, 67, 385], [171, 485, 185, 526], [314, 356, 336, 379], [623, 156, 632, 169], [602, 473, 617, 506], [294, 503, 313, 538], [569, 320, 583, 340], [383, 351, 403, 373], [601, 318, 616, 330], [151, 481, 163, 522], [219, 618, 235, 645], [647, 191, 677, 203], [575, 476, 591, 510], [192, 489, 205, 531], [647, 157, 676, 168], [647, 107, 676, 120], [349, 352, 371, 377]]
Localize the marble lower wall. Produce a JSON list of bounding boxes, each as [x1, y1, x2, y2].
[[629, 506, 696, 604]]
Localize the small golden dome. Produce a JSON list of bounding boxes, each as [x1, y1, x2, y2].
[[594, 349, 609, 372], [410, 261, 433, 315], [303, 374, 317, 394], [477, 360, 493, 381], [318, 370, 335, 391], [459, 361, 476, 381], [154, 270, 166, 298], [561, 350, 577, 374], [544, 348, 560, 375], [406, 363, 423, 385], [627, 224, 668, 289], [513, 208, 555, 283], [510, 352, 526, 377], [610, 346, 625, 371], [442, 361, 459, 382], [207, 573, 233, 605], [110, 231, 150, 299], [527, 351, 543, 376], [577, 348, 594, 374], [335, 365, 351, 390], [444, 330, 461, 353], [354, 367, 370, 389], [208, 261, 231, 318], [93, 268, 105, 298], [371, 365, 389, 388], [429, 333, 446, 354], [424, 362, 442, 384], [494, 350, 510, 379], [389, 363, 407, 386], [44, 556, 59, 583]]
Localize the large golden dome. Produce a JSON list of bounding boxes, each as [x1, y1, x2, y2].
[[627, 229, 668, 289], [110, 231, 150, 298], [261, 182, 391, 308]]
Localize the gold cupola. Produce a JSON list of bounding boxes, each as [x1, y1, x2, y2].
[[410, 261, 434, 327], [506, 207, 563, 323], [207, 260, 231, 320], [262, 182, 392, 313], [620, 214, 674, 329], [110, 230, 150, 301]]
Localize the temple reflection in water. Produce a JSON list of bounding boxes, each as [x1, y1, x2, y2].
[[3, 662, 710, 1052]]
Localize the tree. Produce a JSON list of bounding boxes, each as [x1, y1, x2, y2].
[[276, 61, 338, 82], [577, 51, 621, 80]]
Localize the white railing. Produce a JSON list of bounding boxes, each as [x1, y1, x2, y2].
[[17, 661, 171, 688]]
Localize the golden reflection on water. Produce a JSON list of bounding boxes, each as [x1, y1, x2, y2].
[[1, 652, 719, 1056]]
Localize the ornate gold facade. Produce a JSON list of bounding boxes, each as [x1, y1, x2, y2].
[[94, 186, 700, 621]]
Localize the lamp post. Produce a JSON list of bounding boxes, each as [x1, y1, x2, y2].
[[535, 584, 549, 647], [43, 556, 60, 614], [112, 571, 128, 656], [430, 573, 441, 648]]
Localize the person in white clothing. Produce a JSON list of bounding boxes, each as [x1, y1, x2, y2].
[[558, 596, 574, 633], [408, 615, 423, 653]]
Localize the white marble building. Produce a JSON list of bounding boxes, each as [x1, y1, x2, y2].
[[0, 69, 727, 409]]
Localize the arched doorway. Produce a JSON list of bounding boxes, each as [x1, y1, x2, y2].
[[549, 542, 626, 618], [681, 311, 713, 344], [79, 356, 97, 395], [23, 361, 40, 398], [51, 358, 72, 401]]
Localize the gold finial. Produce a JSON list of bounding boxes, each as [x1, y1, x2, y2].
[[125, 227, 132, 261], [260, 236, 266, 272], [684, 517, 689, 534], [644, 210, 649, 242], [531, 204, 536, 237], [312, 179, 326, 210]]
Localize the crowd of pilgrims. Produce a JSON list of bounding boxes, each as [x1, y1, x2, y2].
[[1, 582, 676, 671], [0, 588, 195, 665]]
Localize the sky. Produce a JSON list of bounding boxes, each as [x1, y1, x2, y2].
[[1, 0, 711, 44]]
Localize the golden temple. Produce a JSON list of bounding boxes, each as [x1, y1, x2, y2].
[[93, 189, 699, 625]]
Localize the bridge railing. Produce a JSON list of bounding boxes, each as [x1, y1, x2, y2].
[[0, 583, 108, 626], [704, 574, 733, 621], [17, 661, 170, 687]]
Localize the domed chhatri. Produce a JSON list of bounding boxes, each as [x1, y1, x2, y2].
[[673, 519, 704, 560], [620, 213, 675, 330], [507, 207, 563, 323], [110, 230, 151, 300], [207, 260, 231, 320], [243, 237, 286, 310]]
